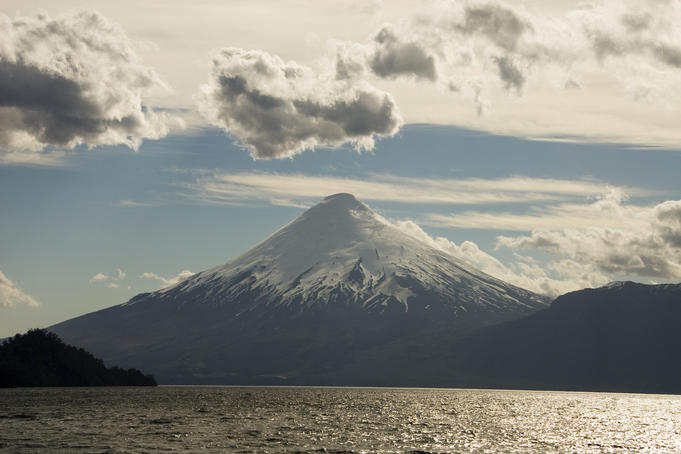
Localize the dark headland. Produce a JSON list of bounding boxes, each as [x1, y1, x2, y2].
[[0, 329, 156, 387]]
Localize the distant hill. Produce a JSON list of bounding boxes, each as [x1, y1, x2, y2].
[[0, 329, 156, 387], [458, 281, 681, 394]]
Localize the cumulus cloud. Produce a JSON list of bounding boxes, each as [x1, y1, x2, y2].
[[197, 47, 401, 159], [392, 219, 607, 298], [332, 0, 560, 109], [140, 270, 194, 288], [321, 0, 681, 130], [324, 2, 575, 127], [0, 269, 40, 308], [497, 194, 681, 282], [368, 25, 437, 81], [0, 10, 177, 164]]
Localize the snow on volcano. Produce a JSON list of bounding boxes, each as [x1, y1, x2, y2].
[[135, 193, 548, 317]]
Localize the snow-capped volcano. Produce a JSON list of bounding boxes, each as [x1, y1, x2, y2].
[[148, 193, 546, 316], [50, 194, 548, 385]]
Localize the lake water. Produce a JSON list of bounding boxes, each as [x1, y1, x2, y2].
[[0, 386, 679, 453]]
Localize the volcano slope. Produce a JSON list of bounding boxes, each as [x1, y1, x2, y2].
[[50, 193, 548, 385]]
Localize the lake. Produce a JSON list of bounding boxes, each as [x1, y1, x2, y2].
[[1, 386, 679, 453]]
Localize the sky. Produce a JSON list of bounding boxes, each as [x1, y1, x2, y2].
[[1, 0, 681, 338]]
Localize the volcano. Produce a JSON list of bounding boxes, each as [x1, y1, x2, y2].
[[50, 193, 548, 385]]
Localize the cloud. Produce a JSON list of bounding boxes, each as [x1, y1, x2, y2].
[[580, 1, 681, 69], [0, 269, 40, 308], [426, 189, 652, 231], [140, 270, 194, 288], [496, 194, 681, 281], [117, 200, 155, 207], [367, 25, 437, 81], [184, 171, 641, 208], [0, 10, 178, 164], [300, 0, 681, 146], [197, 47, 402, 158], [89, 272, 109, 283], [89, 268, 126, 288], [333, 0, 559, 111], [391, 219, 608, 298], [456, 2, 531, 52], [493, 56, 526, 92]]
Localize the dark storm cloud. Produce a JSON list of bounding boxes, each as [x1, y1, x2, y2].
[[199, 48, 402, 159], [0, 10, 174, 158]]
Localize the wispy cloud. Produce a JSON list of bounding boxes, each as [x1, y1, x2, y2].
[[140, 270, 194, 288], [424, 189, 658, 232], [89, 269, 127, 288], [116, 200, 156, 208], [0, 150, 70, 167], [89, 272, 109, 284], [184, 171, 643, 207], [0, 269, 40, 308]]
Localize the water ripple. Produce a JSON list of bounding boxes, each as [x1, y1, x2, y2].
[[1, 387, 680, 453]]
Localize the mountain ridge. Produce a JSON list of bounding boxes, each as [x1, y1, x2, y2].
[[457, 280, 681, 393]]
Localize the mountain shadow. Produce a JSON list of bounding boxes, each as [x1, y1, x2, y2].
[[0, 329, 157, 387]]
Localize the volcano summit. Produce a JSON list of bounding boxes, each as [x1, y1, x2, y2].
[[51, 194, 548, 385]]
